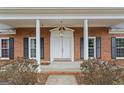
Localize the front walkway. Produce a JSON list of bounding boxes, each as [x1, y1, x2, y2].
[[43, 61, 80, 85], [42, 61, 81, 73], [45, 75, 78, 85]]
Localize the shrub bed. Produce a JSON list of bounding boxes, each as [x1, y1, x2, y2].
[[0, 57, 48, 85], [76, 59, 124, 85]]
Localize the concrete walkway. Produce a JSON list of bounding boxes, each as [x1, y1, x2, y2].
[[46, 75, 78, 85], [42, 62, 81, 72]]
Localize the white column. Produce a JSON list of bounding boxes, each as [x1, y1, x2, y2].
[[36, 19, 41, 65], [83, 19, 89, 60]]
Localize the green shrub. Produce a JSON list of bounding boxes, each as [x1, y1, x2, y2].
[[80, 59, 124, 85]]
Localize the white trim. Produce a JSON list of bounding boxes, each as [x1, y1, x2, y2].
[[116, 37, 124, 39], [29, 37, 36, 59], [1, 7, 124, 10], [84, 19, 89, 60], [1, 15, 124, 20], [94, 37, 96, 58], [36, 19, 41, 65], [116, 57, 124, 59], [0, 58, 9, 60], [109, 31, 124, 34], [72, 33, 74, 62], [0, 29, 16, 34], [50, 27, 74, 62], [50, 33, 52, 62], [49, 27, 74, 32], [29, 37, 31, 59], [110, 29, 124, 32], [89, 37, 96, 59], [0, 37, 9, 39], [109, 29, 124, 34]]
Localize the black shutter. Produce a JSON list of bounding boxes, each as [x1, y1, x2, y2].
[[40, 38, 44, 59], [80, 37, 84, 59], [111, 37, 116, 59], [96, 37, 101, 59], [9, 38, 14, 59], [24, 38, 29, 58]]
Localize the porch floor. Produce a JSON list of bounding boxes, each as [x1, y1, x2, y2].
[[42, 61, 81, 74]]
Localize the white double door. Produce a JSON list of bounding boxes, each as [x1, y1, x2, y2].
[[53, 37, 71, 59], [51, 30, 73, 62]]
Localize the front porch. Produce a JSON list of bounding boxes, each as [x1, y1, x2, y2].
[[42, 61, 81, 74], [0, 8, 124, 71]]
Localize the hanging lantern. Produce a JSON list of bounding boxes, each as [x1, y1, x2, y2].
[[58, 21, 65, 37]]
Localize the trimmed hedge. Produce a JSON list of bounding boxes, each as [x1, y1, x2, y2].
[[77, 59, 124, 85]]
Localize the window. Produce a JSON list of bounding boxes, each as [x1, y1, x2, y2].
[[0, 38, 9, 59], [88, 37, 96, 58], [28, 37, 44, 59], [29, 38, 36, 58], [89, 38, 95, 57], [116, 38, 124, 58], [80, 37, 96, 59]]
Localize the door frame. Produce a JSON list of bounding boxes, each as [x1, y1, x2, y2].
[[49, 27, 74, 62]]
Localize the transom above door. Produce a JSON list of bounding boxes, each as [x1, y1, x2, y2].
[[50, 27, 74, 62]]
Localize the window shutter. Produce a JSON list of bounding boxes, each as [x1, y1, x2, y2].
[[9, 38, 14, 59], [24, 38, 29, 58], [80, 37, 84, 59], [40, 38, 44, 59], [96, 37, 101, 59], [111, 37, 116, 59]]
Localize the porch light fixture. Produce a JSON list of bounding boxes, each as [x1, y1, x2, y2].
[[58, 21, 66, 37]]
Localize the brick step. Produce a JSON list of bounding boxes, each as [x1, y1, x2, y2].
[[46, 71, 81, 75], [53, 58, 71, 62]]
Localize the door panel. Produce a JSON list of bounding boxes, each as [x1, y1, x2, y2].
[[63, 37, 71, 58], [52, 38, 61, 59]]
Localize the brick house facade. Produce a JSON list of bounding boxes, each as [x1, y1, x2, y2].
[[0, 8, 124, 64], [0, 27, 123, 63]]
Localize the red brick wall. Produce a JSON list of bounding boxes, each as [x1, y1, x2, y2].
[[14, 28, 51, 61], [73, 27, 112, 61], [0, 27, 51, 62], [0, 27, 124, 62]]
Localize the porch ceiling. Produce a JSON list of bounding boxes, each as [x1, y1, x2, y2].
[[0, 8, 124, 28], [0, 19, 124, 28]]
